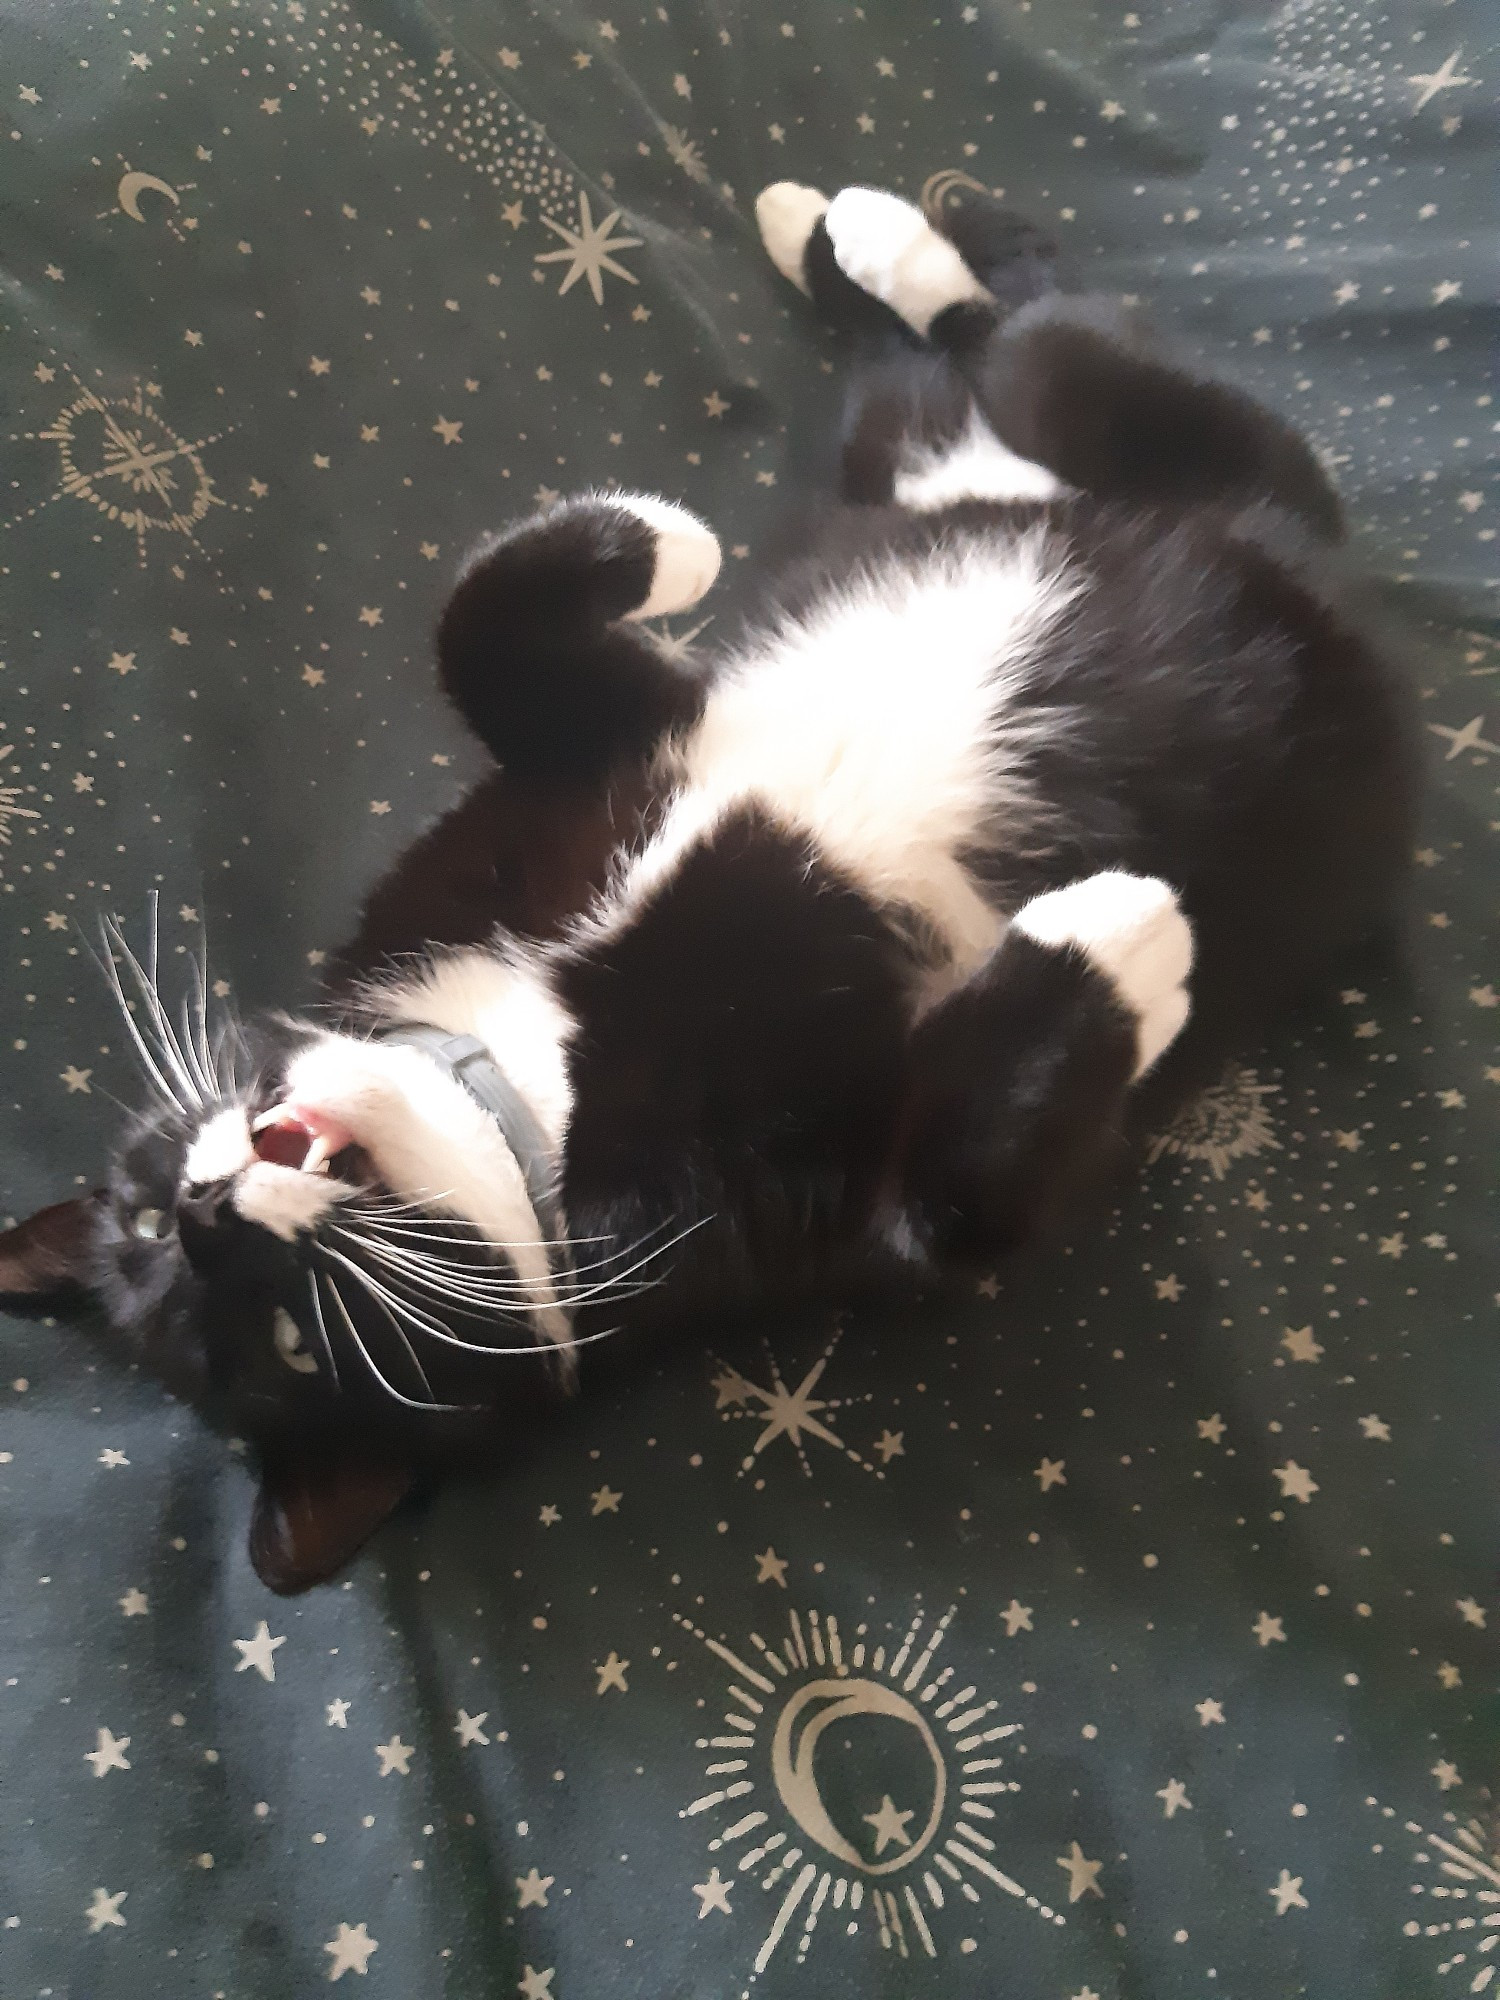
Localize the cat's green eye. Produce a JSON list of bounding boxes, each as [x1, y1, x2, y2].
[[131, 1207, 171, 1242]]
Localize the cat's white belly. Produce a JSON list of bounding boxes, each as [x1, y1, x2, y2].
[[600, 527, 1078, 978]]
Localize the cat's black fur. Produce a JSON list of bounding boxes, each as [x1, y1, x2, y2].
[[0, 183, 1419, 1591]]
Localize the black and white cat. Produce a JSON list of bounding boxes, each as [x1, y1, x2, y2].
[[0, 181, 1418, 1591]]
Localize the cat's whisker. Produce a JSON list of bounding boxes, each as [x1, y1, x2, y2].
[[105, 914, 205, 1110], [86, 921, 188, 1116], [304, 1267, 342, 1392], [331, 1227, 543, 1306], [318, 1269, 468, 1412], [343, 1209, 662, 1278]]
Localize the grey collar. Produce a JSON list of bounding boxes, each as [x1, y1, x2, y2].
[[372, 1022, 568, 1256]]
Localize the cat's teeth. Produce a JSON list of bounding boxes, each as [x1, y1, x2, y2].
[[301, 1135, 334, 1175], [250, 1106, 284, 1134]]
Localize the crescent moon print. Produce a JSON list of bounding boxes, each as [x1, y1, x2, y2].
[[95, 160, 197, 241], [675, 1602, 1063, 1992]]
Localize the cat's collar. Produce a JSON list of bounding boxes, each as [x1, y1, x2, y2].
[[371, 1022, 567, 1255]]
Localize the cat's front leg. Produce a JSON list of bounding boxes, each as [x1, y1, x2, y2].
[[897, 872, 1193, 1260], [438, 492, 722, 782]]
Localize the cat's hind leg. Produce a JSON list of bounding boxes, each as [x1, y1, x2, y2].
[[438, 493, 720, 782], [898, 872, 1193, 1260]]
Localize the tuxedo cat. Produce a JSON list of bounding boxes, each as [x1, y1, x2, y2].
[[0, 181, 1417, 1592]]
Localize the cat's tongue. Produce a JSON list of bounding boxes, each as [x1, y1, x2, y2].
[[250, 1103, 354, 1173]]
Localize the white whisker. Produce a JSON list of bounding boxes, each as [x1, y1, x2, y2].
[[305, 1268, 342, 1391], [319, 1270, 468, 1412], [86, 922, 186, 1114]]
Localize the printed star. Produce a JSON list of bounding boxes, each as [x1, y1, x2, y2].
[[324, 1922, 378, 1979], [976, 1272, 1000, 1298], [538, 1504, 561, 1526], [711, 1366, 753, 1408], [454, 1709, 489, 1746], [326, 1699, 351, 1727], [768, 122, 785, 141], [673, 72, 691, 98], [128, 50, 151, 68], [44, 264, 64, 281], [703, 390, 730, 418], [169, 628, 190, 647], [433, 416, 463, 445], [1195, 1698, 1225, 1726], [1272, 1460, 1319, 1504], [1197, 1413, 1227, 1443], [1332, 1128, 1361, 1151], [516, 1867, 554, 1908], [857, 112, 876, 133], [1432, 1758, 1462, 1791], [1437, 1662, 1462, 1689], [119, 1587, 148, 1617], [60, 1066, 93, 1093], [1035, 1456, 1067, 1491], [1253, 1611, 1286, 1647], [359, 425, 379, 443], [84, 1887, 127, 1932], [85, 1727, 132, 1777], [502, 200, 525, 228], [309, 356, 331, 375], [693, 1866, 734, 1917], [375, 1735, 413, 1776], [1269, 1869, 1308, 1915], [233, 1622, 285, 1682], [1157, 1778, 1192, 1818], [599, 19, 619, 40], [301, 664, 325, 688], [98, 1447, 128, 1467], [1408, 49, 1475, 112], [1154, 1273, 1183, 1301], [755, 1547, 789, 1586], [358, 607, 383, 627], [369, 801, 390, 816], [72, 772, 94, 793], [1432, 279, 1464, 304], [18, 84, 41, 104], [863, 1794, 915, 1854], [572, 50, 592, 68], [595, 1651, 629, 1694], [34, 363, 56, 381], [360, 285, 381, 305], [1101, 98, 1125, 119], [1430, 715, 1497, 759], [419, 541, 440, 560], [183, 329, 203, 347], [738, 1359, 847, 1459], [1358, 1414, 1391, 1442], [1378, 1232, 1406, 1258], [45, 910, 68, 930], [248, 477, 269, 499], [1281, 1325, 1323, 1363], [518, 1970, 555, 2000], [876, 57, 897, 76], [498, 47, 522, 67], [1457, 1597, 1486, 1629], [1458, 491, 1485, 513], [1001, 1598, 1034, 1636], [1472, 985, 1499, 1009], [873, 1429, 905, 1463], [1057, 1841, 1104, 1901], [1436, 1089, 1466, 1110], [534, 191, 642, 305], [590, 1484, 622, 1514], [260, 96, 281, 114], [1333, 280, 1360, 305], [1252, 327, 1274, 344]]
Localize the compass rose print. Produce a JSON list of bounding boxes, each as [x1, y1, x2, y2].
[[675, 1601, 1063, 1993]]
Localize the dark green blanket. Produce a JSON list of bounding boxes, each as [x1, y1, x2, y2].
[[1, 1, 1495, 1994]]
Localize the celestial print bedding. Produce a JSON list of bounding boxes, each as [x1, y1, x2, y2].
[[0, 0, 1496, 1995]]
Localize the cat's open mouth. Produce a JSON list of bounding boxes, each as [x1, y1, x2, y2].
[[250, 1106, 364, 1183]]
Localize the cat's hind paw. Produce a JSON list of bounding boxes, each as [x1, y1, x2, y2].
[[822, 186, 992, 336], [755, 181, 830, 294], [1013, 871, 1194, 1077], [601, 493, 722, 621]]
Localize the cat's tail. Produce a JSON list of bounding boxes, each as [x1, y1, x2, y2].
[[755, 179, 1059, 357]]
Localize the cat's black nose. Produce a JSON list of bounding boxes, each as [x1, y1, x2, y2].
[[179, 1182, 232, 1233]]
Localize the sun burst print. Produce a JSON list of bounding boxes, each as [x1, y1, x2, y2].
[[675, 1600, 1063, 1993], [1147, 1061, 1282, 1178], [1383, 1799, 1500, 1990], [0, 741, 42, 859], [9, 370, 234, 568]]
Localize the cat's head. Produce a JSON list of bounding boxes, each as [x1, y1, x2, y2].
[[0, 964, 582, 1592]]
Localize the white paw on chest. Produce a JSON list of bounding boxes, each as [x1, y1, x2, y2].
[[1014, 870, 1194, 1076]]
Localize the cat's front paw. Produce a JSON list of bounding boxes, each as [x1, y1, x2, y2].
[[600, 493, 722, 620], [1013, 871, 1194, 1077], [755, 181, 829, 294]]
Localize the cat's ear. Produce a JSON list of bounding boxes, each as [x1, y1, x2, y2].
[[0, 1193, 107, 1304], [249, 1444, 417, 1594]]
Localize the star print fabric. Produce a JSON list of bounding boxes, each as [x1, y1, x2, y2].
[[0, 0, 1495, 1995]]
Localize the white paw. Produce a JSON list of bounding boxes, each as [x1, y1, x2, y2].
[[603, 493, 723, 620], [823, 186, 991, 336], [754, 181, 829, 294], [1014, 871, 1194, 1077]]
